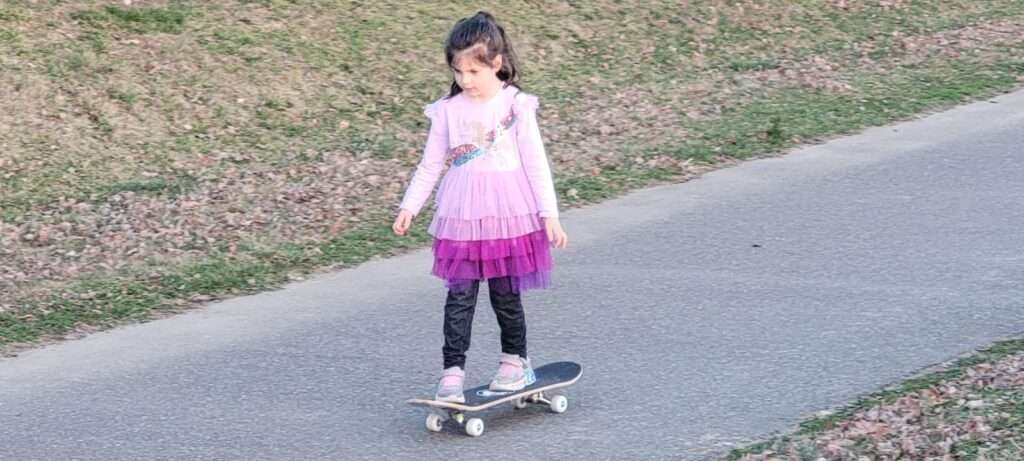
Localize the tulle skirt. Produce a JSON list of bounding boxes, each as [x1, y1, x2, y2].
[[428, 168, 553, 293]]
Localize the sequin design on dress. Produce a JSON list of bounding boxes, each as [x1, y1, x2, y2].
[[450, 108, 517, 167]]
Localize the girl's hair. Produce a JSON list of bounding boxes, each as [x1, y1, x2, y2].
[[444, 11, 520, 98]]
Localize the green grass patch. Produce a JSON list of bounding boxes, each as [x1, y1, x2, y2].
[[0, 278, 161, 344], [725, 440, 777, 460], [727, 59, 780, 72], [0, 28, 16, 43], [158, 258, 276, 298], [665, 58, 1023, 166], [107, 87, 138, 105], [46, 50, 89, 78], [0, 5, 23, 22], [71, 4, 191, 34], [557, 165, 677, 206], [78, 29, 109, 53], [953, 439, 985, 460], [198, 28, 258, 58]]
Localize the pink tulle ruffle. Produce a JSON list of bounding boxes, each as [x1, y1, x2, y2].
[[429, 213, 543, 241]]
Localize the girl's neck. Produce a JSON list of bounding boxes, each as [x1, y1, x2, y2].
[[464, 83, 505, 104]]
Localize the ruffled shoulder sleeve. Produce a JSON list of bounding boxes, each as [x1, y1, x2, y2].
[[399, 95, 451, 216], [513, 91, 539, 116], [424, 96, 448, 121]]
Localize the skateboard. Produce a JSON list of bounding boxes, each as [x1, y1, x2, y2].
[[408, 361, 582, 437]]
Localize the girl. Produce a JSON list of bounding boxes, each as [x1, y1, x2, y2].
[[392, 11, 568, 403]]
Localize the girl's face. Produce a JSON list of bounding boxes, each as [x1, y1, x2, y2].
[[452, 50, 503, 100]]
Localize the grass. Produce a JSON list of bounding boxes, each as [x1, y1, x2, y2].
[[70, 4, 191, 34], [5, 2, 1022, 206]]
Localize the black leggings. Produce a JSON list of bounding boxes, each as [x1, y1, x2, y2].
[[442, 277, 527, 370]]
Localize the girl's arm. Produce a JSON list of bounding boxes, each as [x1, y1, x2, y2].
[[398, 101, 449, 216], [515, 94, 559, 218]]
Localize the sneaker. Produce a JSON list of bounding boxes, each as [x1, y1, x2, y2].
[[435, 366, 466, 403], [489, 353, 536, 392]]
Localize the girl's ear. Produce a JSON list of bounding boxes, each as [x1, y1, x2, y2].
[[491, 54, 503, 72]]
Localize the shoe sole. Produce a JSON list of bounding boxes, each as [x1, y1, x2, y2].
[[435, 394, 466, 403], [488, 371, 536, 392]]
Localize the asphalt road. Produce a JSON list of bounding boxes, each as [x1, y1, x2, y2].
[[2, 89, 1023, 460]]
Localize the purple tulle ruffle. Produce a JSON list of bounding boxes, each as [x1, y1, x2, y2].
[[432, 230, 552, 293]]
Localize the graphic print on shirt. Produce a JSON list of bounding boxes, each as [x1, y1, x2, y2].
[[449, 108, 519, 170]]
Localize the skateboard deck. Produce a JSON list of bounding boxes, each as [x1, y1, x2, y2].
[[408, 361, 582, 436]]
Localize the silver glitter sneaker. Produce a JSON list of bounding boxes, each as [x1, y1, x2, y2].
[[435, 367, 466, 403]]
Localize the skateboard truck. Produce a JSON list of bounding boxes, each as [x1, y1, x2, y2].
[[425, 390, 567, 437]]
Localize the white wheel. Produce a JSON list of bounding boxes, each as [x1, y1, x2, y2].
[[549, 395, 568, 414], [465, 418, 485, 437], [425, 413, 444, 432], [512, 397, 529, 409]]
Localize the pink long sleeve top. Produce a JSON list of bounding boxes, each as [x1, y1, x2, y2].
[[399, 84, 559, 243]]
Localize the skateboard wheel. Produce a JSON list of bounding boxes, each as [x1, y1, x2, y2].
[[465, 418, 485, 437], [549, 395, 568, 414], [512, 397, 529, 409], [425, 413, 444, 432]]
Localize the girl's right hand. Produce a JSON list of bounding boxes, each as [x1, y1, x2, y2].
[[393, 209, 414, 236]]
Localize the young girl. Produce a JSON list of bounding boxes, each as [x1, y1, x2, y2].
[[392, 11, 568, 403]]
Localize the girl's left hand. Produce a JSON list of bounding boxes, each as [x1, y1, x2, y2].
[[543, 217, 568, 249]]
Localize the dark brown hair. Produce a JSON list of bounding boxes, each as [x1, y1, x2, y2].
[[444, 11, 520, 98]]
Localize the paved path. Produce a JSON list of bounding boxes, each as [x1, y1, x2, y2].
[[3, 90, 1024, 460]]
